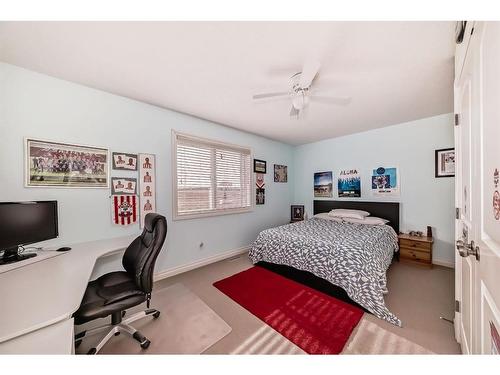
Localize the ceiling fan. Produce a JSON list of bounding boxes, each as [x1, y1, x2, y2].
[[252, 61, 351, 118]]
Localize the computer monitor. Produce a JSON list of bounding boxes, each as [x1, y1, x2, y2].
[[0, 201, 58, 265]]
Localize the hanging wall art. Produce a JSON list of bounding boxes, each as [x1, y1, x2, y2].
[[139, 153, 156, 228]]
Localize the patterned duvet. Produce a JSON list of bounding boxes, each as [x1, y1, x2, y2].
[[248, 217, 401, 326]]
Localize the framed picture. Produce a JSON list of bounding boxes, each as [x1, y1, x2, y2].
[[111, 177, 137, 195], [139, 153, 156, 228], [291, 205, 304, 222], [254, 159, 267, 173], [256, 187, 265, 205], [314, 171, 333, 197], [274, 164, 288, 183], [371, 166, 400, 197], [112, 152, 138, 171], [338, 169, 361, 198], [25, 138, 109, 188], [435, 148, 455, 177]]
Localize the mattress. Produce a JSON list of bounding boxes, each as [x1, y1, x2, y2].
[[248, 217, 401, 326]]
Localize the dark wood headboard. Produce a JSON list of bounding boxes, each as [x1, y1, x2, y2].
[[313, 200, 400, 233]]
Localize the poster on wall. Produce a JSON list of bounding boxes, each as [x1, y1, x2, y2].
[[139, 153, 156, 228], [256, 188, 265, 205], [338, 169, 361, 198], [25, 138, 109, 188], [314, 171, 333, 197], [111, 195, 138, 226], [274, 164, 288, 183], [111, 177, 137, 195], [255, 172, 265, 205], [112, 152, 138, 171], [371, 167, 400, 197]]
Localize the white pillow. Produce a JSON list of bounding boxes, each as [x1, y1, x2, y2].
[[328, 208, 370, 220], [340, 216, 389, 225]]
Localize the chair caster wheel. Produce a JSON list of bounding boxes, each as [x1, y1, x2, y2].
[[87, 348, 97, 355], [75, 340, 82, 348], [153, 311, 160, 319], [140, 339, 151, 349]]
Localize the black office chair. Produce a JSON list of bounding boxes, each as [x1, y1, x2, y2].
[[73, 213, 167, 354]]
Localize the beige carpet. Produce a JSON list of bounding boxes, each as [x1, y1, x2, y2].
[[86, 254, 460, 354], [342, 318, 434, 354], [76, 283, 232, 354]]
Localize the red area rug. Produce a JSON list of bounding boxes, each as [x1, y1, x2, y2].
[[213, 266, 363, 354]]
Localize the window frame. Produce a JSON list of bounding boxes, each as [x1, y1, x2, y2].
[[172, 130, 254, 221]]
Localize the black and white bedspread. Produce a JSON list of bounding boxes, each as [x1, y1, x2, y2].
[[248, 217, 401, 326]]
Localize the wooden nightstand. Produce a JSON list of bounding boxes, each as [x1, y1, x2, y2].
[[398, 234, 433, 268]]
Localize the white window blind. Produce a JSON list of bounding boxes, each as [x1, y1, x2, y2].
[[174, 132, 252, 219]]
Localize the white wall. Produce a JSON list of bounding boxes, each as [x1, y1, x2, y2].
[[0, 63, 294, 275], [293, 113, 455, 266]]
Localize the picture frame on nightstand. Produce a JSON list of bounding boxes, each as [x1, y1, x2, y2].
[[291, 205, 304, 222]]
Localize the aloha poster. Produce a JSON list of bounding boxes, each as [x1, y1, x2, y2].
[[371, 166, 400, 196], [338, 169, 361, 198]]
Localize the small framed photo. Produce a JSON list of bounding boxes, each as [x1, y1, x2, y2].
[[112, 152, 138, 171], [274, 164, 288, 183], [256, 187, 265, 205], [111, 177, 137, 195], [254, 159, 267, 173], [291, 205, 304, 222], [435, 148, 455, 178]]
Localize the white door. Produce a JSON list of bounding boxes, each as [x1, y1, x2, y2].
[[454, 21, 500, 355]]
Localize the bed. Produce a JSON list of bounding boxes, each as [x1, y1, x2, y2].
[[248, 200, 401, 326]]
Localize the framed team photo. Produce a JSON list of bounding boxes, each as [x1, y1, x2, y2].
[[112, 152, 138, 171], [25, 138, 109, 188]]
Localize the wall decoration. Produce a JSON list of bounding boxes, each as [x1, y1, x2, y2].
[[254, 159, 267, 174], [491, 321, 500, 354], [111, 195, 138, 226], [371, 167, 400, 197], [435, 148, 455, 177], [338, 169, 361, 198], [139, 153, 156, 228], [256, 188, 265, 205], [291, 205, 304, 222], [494, 168, 499, 221], [274, 164, 288, 183], [112, 152, 138, 171], [255, 173, 265, 189], [314, 171, 333, 198], [111, 177, 137, 195], [25, 138, 108, 188]]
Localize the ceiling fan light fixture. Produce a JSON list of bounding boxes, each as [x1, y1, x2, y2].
[[291, 92, 308, 110]]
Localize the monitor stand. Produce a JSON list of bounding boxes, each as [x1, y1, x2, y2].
[[0, 248, 37, 266]]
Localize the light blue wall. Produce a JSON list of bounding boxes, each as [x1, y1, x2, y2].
[[293, 113, 455, 265], [0, 62, 455, 272], [0, 63, 294, 275]]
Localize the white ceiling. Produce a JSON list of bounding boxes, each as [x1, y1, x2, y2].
[[0, 21, 455, 145]]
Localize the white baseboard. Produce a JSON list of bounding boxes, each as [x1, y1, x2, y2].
[[154, 245, 250, 282], [433, 259, 455, 268]]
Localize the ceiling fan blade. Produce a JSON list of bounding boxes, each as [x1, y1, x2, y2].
[[252, 92, 289, 100], [289, 105, 300, 118], [299, 60, 320, 88], [310, 95, 352, 105]]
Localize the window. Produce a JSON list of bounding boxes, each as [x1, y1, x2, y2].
[[173, 131, 252, 219]]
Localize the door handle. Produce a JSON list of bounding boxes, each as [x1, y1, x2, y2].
[[456, 239, 480, 261]]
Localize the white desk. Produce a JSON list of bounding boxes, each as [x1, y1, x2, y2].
[[0, 235, 136, 354]]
